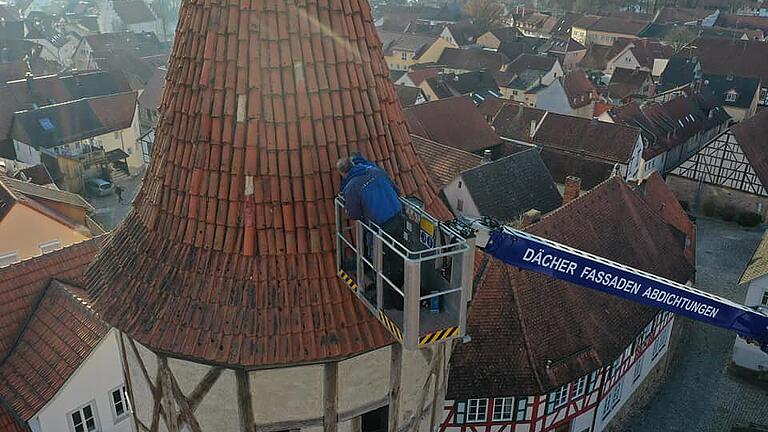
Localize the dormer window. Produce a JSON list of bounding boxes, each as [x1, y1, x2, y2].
[[725, 90, 739, 103]]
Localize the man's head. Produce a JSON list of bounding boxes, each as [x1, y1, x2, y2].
[[336, 157, 353, 176]]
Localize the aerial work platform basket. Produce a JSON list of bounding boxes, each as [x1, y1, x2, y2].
[[335, 196, 475, 350]]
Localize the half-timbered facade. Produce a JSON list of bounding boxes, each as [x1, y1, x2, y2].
[[600, 90, 731, 176], [439, 311, 674, 432], [442, 178, 694, 432], [82, 0, 457, 431], [667, 109, 768, 216]]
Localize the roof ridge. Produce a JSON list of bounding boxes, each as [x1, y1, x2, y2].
[[13, 90, 136, 114], [0, 279, 53, 367]]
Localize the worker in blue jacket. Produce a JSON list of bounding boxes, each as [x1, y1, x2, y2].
[[337, 155, 405, 309], [337, 155, 403, 231]]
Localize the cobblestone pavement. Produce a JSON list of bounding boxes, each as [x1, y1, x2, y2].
[[87, 170, 144, 231], [625, 218, 768, 432]]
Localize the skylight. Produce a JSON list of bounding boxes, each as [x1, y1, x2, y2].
[[38, 118, 55, 131]]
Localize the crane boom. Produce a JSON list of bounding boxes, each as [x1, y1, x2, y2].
[[482, 226, 768, 353]]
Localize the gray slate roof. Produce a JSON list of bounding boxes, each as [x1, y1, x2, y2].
[[460, 148, 562, 222]]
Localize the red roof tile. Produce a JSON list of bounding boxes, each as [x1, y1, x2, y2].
[[686, 37, 768, 84], [0, 281, 108, 420], [731, 108, 768, 187], [0, 238, 101, 361], [534, 113, 641, 163], [490, 103, 546, 142], [447, 177, 694, 398], [0, 404, 27, 432], [562, 70, 596, 109], [404, 96, 501, 153], [85, 0, 451, 369], [635, 172, 696, 264], [410, 134, 482, 188]]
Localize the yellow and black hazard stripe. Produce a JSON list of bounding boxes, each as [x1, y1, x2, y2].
[[379, 311, 403, 342], [337, 269, 358, 292], [419, 327, 460, 346]]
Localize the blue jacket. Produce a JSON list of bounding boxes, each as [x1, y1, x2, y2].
[[341, 157, 402, 225]]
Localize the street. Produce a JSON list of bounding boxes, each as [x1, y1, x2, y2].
[[625, 218, 768, 432], [87, 171, 144, 231]]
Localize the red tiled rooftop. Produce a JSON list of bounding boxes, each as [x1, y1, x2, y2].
[[0, 238, 101, 361], [0, 405, 27, 432], [404, 96, 501, 153], [86, 0, 451, 368], [0, 281, 108, 420], [533, 113, 641, 163], [411, 134, 481, 188], [447, 177, 694, 398]]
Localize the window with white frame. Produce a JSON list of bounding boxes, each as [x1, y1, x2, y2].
[[652, 328, 668, 359], [546, 384, 569, 413], [600, 380, 623, 420], [39, 239, 62, 254], [586, 370, 599, 393], [761, 290, 768, 306], [69, 402, 99, 432], [400, 51, 407, 60], [454, 401, 467, 424], [632, 352, 644, 383], [466, 399, 488, 423], [725, 90, 739, 103], [514, 397, 529, 421], [110, 385, 130, 421], [0, 252, 20, 268], [492, 397, 514, 421], [573, 375, 588, 398], [610, 358, 621, 379]]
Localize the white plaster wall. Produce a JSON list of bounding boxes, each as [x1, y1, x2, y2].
[[570, 407, 595, 432], [124, 338, 158, 429], [443, 176, 481, 219], [534, 80, 572, 116], [249, 364, 325, 423], [32, 329, 133, 432], [398, 346, 434, 432], [732, 277, 768, 370], [13, 140, 41, 165], [338, 346, 390, 413], [627, 136, 644, 179], [193, 368, 239, 432], [733, 336, 768, 371], [594, 319, 672, 432]]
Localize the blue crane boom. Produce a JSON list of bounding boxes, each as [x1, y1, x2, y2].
[[482, 226, 768, 353]]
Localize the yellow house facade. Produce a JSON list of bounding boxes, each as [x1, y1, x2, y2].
[[0, 177, 98, 266], [384, 37, 453, 71]]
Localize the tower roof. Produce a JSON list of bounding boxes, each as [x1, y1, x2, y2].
[[85, 0, 450, 368]]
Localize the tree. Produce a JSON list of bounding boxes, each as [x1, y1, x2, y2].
[[464, 0, 507, 33]]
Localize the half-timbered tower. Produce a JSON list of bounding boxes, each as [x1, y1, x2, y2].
[[84, 0, 454, 430], [440, 177, 695, 432], [667, 109, 768, 218]]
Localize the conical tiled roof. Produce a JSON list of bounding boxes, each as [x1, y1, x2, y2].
[[85, 0, 450, 367]]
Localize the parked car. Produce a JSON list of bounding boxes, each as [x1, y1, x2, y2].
[[85, 178, 114, 196]]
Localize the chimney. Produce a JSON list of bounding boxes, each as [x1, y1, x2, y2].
[[481, 149, 493, 163], [591, 116, 598, 124], [529, 119, 537, 140], [520, 208, 541, 227], [563, 176, 581, 205], [25, 71, 33, 89]]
